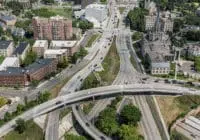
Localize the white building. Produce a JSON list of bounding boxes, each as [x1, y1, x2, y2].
[[151, 62, 170, 75], [188, 45, 200, 57], [85, 3, 108, 23], [50, 40, 77, 49], [50, 40, 79, 56], [44, 49, 67, 61], [32, 40, 48, 57], [0, 57, 19, 71]]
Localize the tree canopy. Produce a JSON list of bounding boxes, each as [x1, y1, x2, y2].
[[96, 107, 118, 136], [118, 124, 143, 140], [120, 104, 142, 125], [127, 8, 148, 32], [194, 57, 200, 72], [15, 118, 26, 134]]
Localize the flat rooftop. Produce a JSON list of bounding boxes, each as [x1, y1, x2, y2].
[[0, 57, 19, 71], [33, 40, 48, 48], [14, 42, 29, 55], [51, 40, 77, 48], [0, 40, 12, 49], [44, 49, 67, 55], [86, 3, 107, 10]]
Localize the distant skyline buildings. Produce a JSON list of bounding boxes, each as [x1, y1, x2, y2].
[[32, 16, 73, 41]]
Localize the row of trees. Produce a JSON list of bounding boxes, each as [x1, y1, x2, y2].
[[0, 92, 50, 126], [73, 20, 93, 33], [71, 47, 88, 64], [184, 30, 200, 41], [21, 50, 37, 67], [6, 1, 24, 16], [127, 8, 148, 32], [95, 97, 143, 140]]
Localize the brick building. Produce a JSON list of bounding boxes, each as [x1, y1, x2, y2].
[[32, 16, 73, 40], [26, 58, 58, 81], [0, 58, 57, 86], [0, 67, 28, 86]]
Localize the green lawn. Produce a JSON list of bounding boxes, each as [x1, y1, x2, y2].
[[99, 36, 120, 85], [32, 7, 72, 18], [85, 34, 100, 48], [0, 56, 5, 64], [81, 36, 120, 88], [83, 101, 95, 114], [50, 8, 72, 19], [3, 120, 43, 140]]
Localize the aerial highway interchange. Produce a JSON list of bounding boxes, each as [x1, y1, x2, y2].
[[0, 0, 200, 140]]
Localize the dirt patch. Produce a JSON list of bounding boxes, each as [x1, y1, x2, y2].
[[156, 96, 184, 127]]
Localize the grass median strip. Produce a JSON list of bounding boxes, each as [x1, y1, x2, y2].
[[85, 34, 100, 48], [99, 36, 120, 85], [81, 36, 120, 90]]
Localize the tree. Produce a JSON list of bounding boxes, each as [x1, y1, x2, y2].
[[194, 57, 200, 72], [57, 56, 68, 69], [96, 107, 118, 136], [81, 73, 100, 90], [16, 104, 25, 114], [4, 112, 11, 122], [22, 50, 37, 66], [118, 124, 143, 140], [6, 1, 23, 16], [127, 8, 148, 32], [0, 26, 4, 37], [79, 20, 93, 32], [132, 32, 142, 41], [120, 105, 142, 125], [71, 52, 79, 64], [78, 47, 88, 58], [38, 91, 50, 103], [184, 30, 200, 41], [30, 80, 39, 88], [15, 118, 26, 134], [173, 19, 184, 33]]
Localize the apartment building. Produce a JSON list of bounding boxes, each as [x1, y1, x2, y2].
[[13, 42, 30, 61], [0, 40, 14, 57], [32, 40, 48, 57], [0, 57, 19, 71], [26, 58, 58, 81], [50, 40, 78, 56], [44, 49, 68, 61], [32, 16, 73, 40]]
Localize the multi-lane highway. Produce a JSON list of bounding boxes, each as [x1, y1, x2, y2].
[[0, 0, 199, 140], [45, 0, 118, 139]]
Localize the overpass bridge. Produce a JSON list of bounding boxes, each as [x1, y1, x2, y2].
[[0, 83, 199, 137]]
